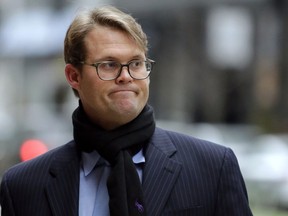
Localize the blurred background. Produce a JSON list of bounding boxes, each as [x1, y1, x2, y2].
[[0, 0, 288, 215]]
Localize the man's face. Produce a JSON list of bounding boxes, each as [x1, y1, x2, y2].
[[65, 26, 150, 130]]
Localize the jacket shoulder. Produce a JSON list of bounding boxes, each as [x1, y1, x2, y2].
[[156, 127, 228, 152], [2, 141, 77, 180], [154, 127, 237, 166]]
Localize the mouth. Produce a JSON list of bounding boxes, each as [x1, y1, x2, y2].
[[110, 90, 136, 96], [109, 88, 138, 96], [108, 90, 137, 100]]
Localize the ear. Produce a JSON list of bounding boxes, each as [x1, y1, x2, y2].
[[65, 64, 81, 90]]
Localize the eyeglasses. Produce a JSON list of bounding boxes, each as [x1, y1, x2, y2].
[[80, 59, 155, 81]]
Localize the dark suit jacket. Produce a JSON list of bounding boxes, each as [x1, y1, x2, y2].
[[0, 127, 253, 216]]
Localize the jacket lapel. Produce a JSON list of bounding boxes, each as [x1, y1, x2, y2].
[[143, 128, 182, 216], [45, 141, 80, 216]]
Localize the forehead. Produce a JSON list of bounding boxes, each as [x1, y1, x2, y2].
[[84, 26, 145, 61]]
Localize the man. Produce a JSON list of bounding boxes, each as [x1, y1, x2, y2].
[[0, 6, 253, 216]]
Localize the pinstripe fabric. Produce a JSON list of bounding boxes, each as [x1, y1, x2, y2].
[[143, 128, 252, 216], [0, 141, 80, 216], [0, 128, 252, 216]]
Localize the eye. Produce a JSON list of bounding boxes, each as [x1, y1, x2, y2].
[[130, 60, 144, 69], [99, 61, 119, 71]]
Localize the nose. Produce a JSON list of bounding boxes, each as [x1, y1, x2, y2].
[[115, 65, 133, 83]]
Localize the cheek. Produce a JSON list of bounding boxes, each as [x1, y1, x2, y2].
[[144, 80, 150, 95], [78, 76, 102, 98], [140, 81, 150, 103]]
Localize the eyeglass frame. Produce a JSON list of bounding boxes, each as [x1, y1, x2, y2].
[[78, 59, 155, 81]]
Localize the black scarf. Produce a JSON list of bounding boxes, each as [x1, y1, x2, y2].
[[72, 102, 155, 216]]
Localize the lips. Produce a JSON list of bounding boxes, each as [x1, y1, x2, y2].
[[109, 87, 138, 96], [110, 91, 136, 98]]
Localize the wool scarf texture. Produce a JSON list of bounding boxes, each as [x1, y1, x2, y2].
[[72, 101, 155, 216]]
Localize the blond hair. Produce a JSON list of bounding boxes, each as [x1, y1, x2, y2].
[[64, 6, 148, 65]]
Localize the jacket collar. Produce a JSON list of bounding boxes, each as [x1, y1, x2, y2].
[[46, 141, 80, 216], [143, 127, 182, 216]]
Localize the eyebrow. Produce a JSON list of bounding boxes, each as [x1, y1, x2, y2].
[[92, 55, 145, 63]]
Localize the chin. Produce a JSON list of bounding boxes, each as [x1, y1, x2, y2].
[[118, 107, 140, 118], [116, 105, 143, 119]]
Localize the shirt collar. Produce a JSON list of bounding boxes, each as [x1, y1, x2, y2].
[[81, 149, 145, 177], [132, 149, 145, 164]]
